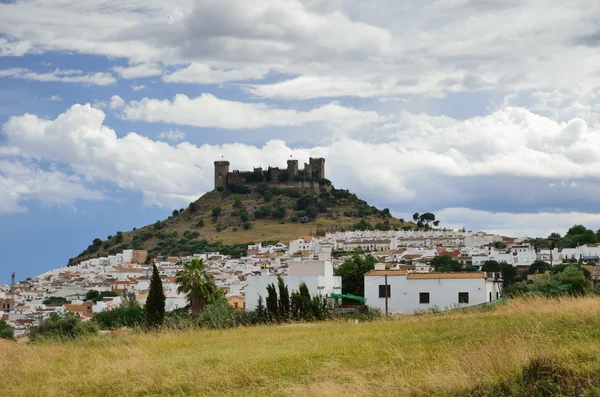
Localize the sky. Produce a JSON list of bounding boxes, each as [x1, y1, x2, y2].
[[2, 0, 600, 282]]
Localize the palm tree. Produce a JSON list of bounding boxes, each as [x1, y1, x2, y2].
[[175, 258, 222, 318]]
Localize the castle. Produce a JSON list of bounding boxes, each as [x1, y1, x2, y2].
[[214, 157, 326, 190]]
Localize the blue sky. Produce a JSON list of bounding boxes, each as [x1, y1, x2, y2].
[[2, 0, 600, 283]]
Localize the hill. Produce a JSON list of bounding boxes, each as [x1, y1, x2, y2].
[[3, 296, 600, 396], [68, 184, 410, 265]]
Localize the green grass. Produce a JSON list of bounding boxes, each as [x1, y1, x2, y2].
[[4, 296, 600, 396]]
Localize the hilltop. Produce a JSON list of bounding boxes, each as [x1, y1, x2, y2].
[[68, 184, 410, 265], [3, 297, 600, 396]]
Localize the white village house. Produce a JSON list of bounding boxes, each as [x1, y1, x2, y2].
[[364, 265, 503, 314], [244, 250, 342, 310]]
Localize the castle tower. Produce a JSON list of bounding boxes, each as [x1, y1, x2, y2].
[[287, 159, 298, 181], [268, 166, 280, 182], [304, 162, 312, 178], [309, 157, 325, 179], [214, 160, 230, 189]]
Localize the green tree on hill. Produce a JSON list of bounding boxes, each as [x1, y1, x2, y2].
[[145, 264, 165, 326]]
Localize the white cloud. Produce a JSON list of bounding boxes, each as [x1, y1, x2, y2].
[[4, 103, 600, 218], [163, 64, 268, 84], [131, 84, 146, 91], [0, 160, 104, 214], [119, 93, 382, 130], [109, 95, 126, 110], [438, 208, 600, 239], [112, 63, 162, 79], [158, 129, 185, 142], [2, 0, 600, 99], [48, 95, 62, 101], [0, 68, 116, 86], [0, 37, 35, 56]]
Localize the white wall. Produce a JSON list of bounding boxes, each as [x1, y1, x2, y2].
[[364, 275, 499, 314]]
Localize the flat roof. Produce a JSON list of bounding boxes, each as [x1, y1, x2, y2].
[[364, 270, 407, 276], [407, 272, 485, 279]]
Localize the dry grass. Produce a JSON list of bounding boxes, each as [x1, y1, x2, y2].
[[4, 296, 600, 396]]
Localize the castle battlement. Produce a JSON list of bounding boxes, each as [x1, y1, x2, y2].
[[214, 158, 326, 190]]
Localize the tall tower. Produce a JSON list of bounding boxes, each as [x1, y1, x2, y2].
[[214, 160, 230, 189], [287, 159, 298, 181], [309, 157, 325, 179]]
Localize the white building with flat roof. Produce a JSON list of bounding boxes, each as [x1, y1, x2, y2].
[[364, 268, 502, 315]]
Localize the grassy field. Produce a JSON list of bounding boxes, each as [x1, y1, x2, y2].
[[4, 296, 600, 396]]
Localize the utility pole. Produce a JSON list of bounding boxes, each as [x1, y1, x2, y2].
[[384, 274, 389, 318]]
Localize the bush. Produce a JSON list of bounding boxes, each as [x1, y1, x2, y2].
[[93, 306, 144, 330], [29, 312, 98, 341], [243, 222, 252, 230], [254, 206, 271, 219], [43, 296, 69, 306], [0, 319, 14, 341]]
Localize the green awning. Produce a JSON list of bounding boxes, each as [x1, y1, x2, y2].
[[331, 293, 365, 305]]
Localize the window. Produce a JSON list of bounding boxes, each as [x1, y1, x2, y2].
[[379, 285, 391, 298], [458, 292, 469, 304], [489, 292, 492, 302], [419, 292, 430, 304]]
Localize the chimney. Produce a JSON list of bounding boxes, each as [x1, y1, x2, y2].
[[374, 264, 385, 271]]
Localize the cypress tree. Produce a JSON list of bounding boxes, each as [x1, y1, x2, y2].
[[266, 283, 278, 321], [145, 264, 166, 326], [277, 276, 290, 320]]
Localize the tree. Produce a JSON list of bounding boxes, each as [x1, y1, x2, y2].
[[265, 283, 279, 320], [212, 206, 222, 218], [272, 206, 286, 219], [418, 212, 436, 228], [481, 260, 502, 272], [85, 290, 100, 302], [291, 282, 313, 320], [334, 255, 378, 296], [255, 294, 266, 323], [277, 276, 291, 320], [176, 259, 223, 318], [430, 255, 464, 272], [29, 312, 98, 341], [121, 291, 138, 308], [145, 264, 166, 326], [528, 260, 550, 274], [43, 296, 68, 305], [412, 212, 420, 222], [305, 205, 318, 219], [554, 265, 590, 294], [0, 319, 14, 341]]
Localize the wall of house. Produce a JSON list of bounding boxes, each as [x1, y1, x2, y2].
[[364, 275, 496, 314]]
